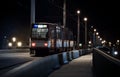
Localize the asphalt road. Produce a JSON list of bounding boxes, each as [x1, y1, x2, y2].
[[0, 49, 40, 76]]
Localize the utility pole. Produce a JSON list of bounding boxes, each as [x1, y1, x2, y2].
[[63, 0, 66, 28], [93, 29, 96, 47], [62, 0, 66, 51], [84, 17, 88, 49], [77, 10, 80, 49], [31, 0, 35, 24], [30, 0, 35, 46]]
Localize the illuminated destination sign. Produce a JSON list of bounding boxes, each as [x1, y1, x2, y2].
[[33, 24, 47, 28]]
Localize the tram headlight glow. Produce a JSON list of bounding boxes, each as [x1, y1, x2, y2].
[[32, 42, 36, 47], [44, 43, 48, 47]]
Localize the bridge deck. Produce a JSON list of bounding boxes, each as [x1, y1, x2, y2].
[[48, 53, 94, 77]]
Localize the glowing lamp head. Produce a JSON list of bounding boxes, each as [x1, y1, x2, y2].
[[8, 42, 12, 47], [77, 10, 80, 14], [12, 37, 16, 42], [94, 29, 96, 32], [84, 17, 87, 21], [17, 42, 22, 47], [114, 51, 118, 55]]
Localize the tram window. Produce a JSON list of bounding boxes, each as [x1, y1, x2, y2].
[[32, 28, 48, 39], [57, 29, 61, 39], [51, 30, 55, 39]]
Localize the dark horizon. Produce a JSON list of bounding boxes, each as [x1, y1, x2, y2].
[[0, 0, 120, 48]]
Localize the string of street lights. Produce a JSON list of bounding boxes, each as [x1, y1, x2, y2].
[[8, 37, 22, 48], [91, 27, 120, 48]]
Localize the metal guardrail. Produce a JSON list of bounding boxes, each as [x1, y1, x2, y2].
[[94, 48, 120, 66], [93, 48, 120, 77]]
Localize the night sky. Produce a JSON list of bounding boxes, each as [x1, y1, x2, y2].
[[0, 0, 120, 48]]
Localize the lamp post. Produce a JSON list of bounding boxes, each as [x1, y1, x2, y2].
[[84, 17, 88, 49], [95, 32, 99, 46], [93, 29, 96, 47], [63, 0, 66, 28], [12, 37, 16, 43], [116, 40, 119, 49], [77, 10, 80, 49], [116, 40, 120, 45], [12, 37, 16, 48]]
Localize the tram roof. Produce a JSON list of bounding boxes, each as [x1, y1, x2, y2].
[[35, 22, 59, 26]]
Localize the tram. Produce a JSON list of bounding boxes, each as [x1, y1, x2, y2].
[[29, 22, 75, 56]]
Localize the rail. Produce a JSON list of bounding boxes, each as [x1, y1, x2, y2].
[[93, 48, 120, 77]]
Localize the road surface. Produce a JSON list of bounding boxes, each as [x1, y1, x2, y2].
[[0, 49, 40, 76]]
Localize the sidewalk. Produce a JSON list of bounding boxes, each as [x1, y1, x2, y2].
[[48, 53, 94, 77]]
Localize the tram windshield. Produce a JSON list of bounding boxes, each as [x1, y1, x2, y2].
[[31, 24, 48, 39]]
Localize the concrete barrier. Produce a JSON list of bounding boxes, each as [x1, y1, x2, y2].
[[51, 54, 60, 69], [81, 49, 86, 55], [72, 50, 79, 59], [67, 51, 73, 61], [1, 50, 81, 77], [58, 52, 69, 65], [79, 49, 83, 56], [1, 54, 60, 77]]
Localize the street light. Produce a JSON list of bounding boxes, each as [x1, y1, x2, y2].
[[93, 29, 96, 47], [102, 40, 106, 46], [109, 42, 112, 47], [84, 17, 88, 49], [116, 40, 120, 45], [96, 32, 99, 36], [12, 37, 16, 48], [88, 41, 92, 48], [17, 42, 22, 47], [96, 32, 100, 46], [12, 37, 16, 42], [116, 40, 119, 49], [8, 42, 12, 47], [77, 10, 80, 49], [97, 36, 100, 39], [100, 38, 102, 41], [94, 29, 96, 32]]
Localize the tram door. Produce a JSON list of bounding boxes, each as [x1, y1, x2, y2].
[[49, 27, 57, 50]]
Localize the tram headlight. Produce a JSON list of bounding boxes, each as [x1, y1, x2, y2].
[[32, 42, 36, 47], [44, 43, 48, 47]]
